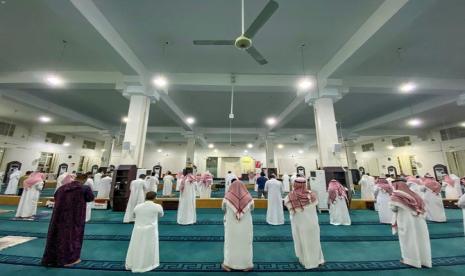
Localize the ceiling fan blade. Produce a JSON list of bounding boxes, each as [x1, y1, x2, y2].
[[193, 40, 234, 45], [244, 0, 279, 39], [246, 46, 268, 65]]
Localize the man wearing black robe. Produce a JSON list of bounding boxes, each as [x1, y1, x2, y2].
[[42, 174, 94, 267]]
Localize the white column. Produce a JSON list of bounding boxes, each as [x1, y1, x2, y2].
[[185, 134, 195, 167], [313, 97, 340, 167], [345, 140, 357, 169], [265, 136, 276, 168], [121, 95, 150, 167], [101, 134, 114, 167]]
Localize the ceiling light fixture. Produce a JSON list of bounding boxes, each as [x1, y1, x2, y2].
[[208, 143, 214, 149], [352, 151, 357, 154], [63, 142, 70, 147], [298, 150, 304, 154], [214, 149, 218, 153], [39, 116, 51, 123], [153, 75, 168, 88], [387, 145, 395, 150], [399, 82, 416, 93], [244, 150, 248, 153], [266, 117, 276, 126], [122, 117, 129, 123], [157, 149, 163, 153], [45, 74, 65, 87], [186, 117, 195, 125], [460, 122, 465, 127], [407, 118, 422, 127], [277, 144, 284, 149], [247, 143, 253, 148], [297, 77, 313, 91]]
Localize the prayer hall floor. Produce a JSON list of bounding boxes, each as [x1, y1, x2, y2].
[[0, 206, 464, 275]]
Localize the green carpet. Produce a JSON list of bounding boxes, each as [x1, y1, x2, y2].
[[0, 205, 464, 275]]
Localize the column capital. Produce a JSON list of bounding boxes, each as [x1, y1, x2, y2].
[[305, 87, 343, 106], [182, 131, 195, 139], [122, 85, 159, 103]]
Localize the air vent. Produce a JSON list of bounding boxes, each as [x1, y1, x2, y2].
[[361, 143, 375, 152], [391, 136, 411, 147], [45, 132, 66, 144], [82, 140, 96, 150], [0, 122, 15, 137], [440, 127, 465, 141]]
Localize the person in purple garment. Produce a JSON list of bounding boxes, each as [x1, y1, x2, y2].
[[42, 173, 95, 267]]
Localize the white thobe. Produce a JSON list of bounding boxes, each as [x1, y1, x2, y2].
[[84, 178, 94, 222], [125, 201, 164, 273], [290, 174, 297, 191], [147, 176, 159, 193], [422, 187, 446, 222], [391, 201, 432, 268], [374, 187, 393, 224], [359, 176, 374, 200], [458, 194, 465, 235], [175, 177, 181, 191], [224, 173, 237, 192], [264, 179, 284, 225], [198, 183, 212, 199], [162, 175, 174, 196], [222, 200, 254, 270], [443, 182, 461, 199], [124, 179, 150, 223], [5, 171, 21, 195], [55, 173, 68, 192], [15, 181, 43, 218], [97, 176, 112, 199], [93, 173, 102, 192], [177, 180, 196, 225], [329, 197, 351, 226], [407, 182, 423, 197], [282, 174, 290, 193], [286, 202, 324, 269]]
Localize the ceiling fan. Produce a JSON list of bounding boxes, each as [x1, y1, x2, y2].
[[193, 0, 279, 65]]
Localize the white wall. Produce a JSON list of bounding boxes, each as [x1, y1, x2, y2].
[[353, 131, 465, 177], [0, 124, 104, 174]]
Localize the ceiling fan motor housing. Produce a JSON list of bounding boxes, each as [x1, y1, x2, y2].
[[235, 35, 252, 49]]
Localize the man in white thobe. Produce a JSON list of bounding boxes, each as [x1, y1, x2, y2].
[[224, 171, 237, 192], [282, 173, 290, 193], [97, 174, 112, 199], [125, 191, 164, 273], [162, 171, 174, 196], [358, 174, 375, 200], [55, 172, 69, 193], [264, 174, 284, 225], [16, 172, 45, 218], [93, 170, 103, 193], [146, 173, 159, 193], [4, 169, 21, 195], [124, 174, 150, 223]]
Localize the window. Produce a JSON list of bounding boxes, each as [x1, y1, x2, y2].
[[440, 127, 465, 141], [82, 140, 96, 150], [45, 132, 66, 144], [0, 122, 15, 137], [36, 152, 55, 173], [361, 143, 375, 152], [391, 136, 411, 147]]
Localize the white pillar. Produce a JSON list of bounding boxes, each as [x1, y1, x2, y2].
[[265, 137, 276, 168], [185, 134, 195, 167], [313, 97, 340, 167], [121, 95, 150, 167], [101, 134, 114, 167], [345, 140, 357, 169]]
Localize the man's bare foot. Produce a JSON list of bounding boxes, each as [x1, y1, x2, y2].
[[222, 264, 231, 272], [65, 259, 81, 267]]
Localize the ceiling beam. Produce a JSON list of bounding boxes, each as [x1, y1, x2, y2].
[[350, 96, 458, 133], [34, 125, 103, 133], [0, 89, 110, 130], [270, 0, 409, 131], [70, 0, 192, 131]]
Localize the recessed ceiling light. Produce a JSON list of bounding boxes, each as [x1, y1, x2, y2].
[[45, 74, 65, 87], [297, 77, 313, 91], [352, 151, 357, 154], [244, 150, 248, 153], [247, 143, 253, 148], [157, 149, 163, 153], [208, 143, 214, 149], [387, 145, 395, 150], [266, 117, 277, 126], [101, 149, 106, 152], [153, 75, 168, 88], [214, 149, 218, 153], [460, 122, 465, 127], [298, 150, 304, 154], [399, 82, 416, 93], [186, 117, 195, 125], [39, 116, 51, 123], [277, 144, 284, 149], [63, 142, 70, 147], [122, 116, 129, 123], [407, 118, 422, 127]]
